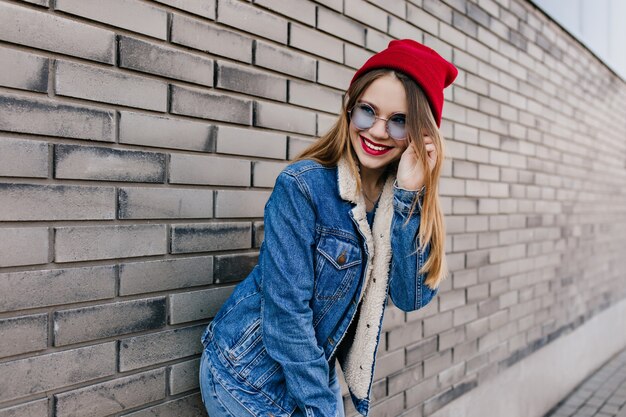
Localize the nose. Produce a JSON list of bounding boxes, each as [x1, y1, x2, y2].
[[368, 117, 388, 139]]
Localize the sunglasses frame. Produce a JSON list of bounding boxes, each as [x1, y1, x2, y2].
[[347, 102, 408, 140]]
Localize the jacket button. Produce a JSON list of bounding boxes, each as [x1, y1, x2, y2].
[[336, 251, 347, 265], [328, 337, 335, 345]]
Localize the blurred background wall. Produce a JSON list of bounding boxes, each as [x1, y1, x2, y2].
[[0, 0, 625, 416], [532, 0, 626, 81]]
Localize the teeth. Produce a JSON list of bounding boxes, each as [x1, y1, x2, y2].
[[363, 137, 388, 151]]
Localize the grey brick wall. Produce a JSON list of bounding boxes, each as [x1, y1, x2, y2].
[[0, 0, 625, 416]]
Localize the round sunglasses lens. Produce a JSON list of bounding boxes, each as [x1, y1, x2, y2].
[[351, 105, 375, 130], [388, 120, 406, 139]]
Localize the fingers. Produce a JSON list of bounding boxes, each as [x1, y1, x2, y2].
[[423, 135, 436, 155]]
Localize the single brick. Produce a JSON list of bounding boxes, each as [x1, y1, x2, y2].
[[0, 266, 115, 313], [255, 0, 316, 25], [169, 153, 250, 186], [422, 0, 453, 24], [53, 297, 166, 346], [0, 93, 115, 141], [255, 101, 316, 135], [168, 359, 200, 395], [55, 61, 168, 112], [290, 23, 343, 63], [171, 85, 252, 125], [170, 222, 251, 254], [217, 0, 287, 43], [0, 227, 48, 268], [0, 342, 116, 403], [215, 125, 287, 159], [168, 286, 235, 324], [119, 36, 213, 86], [119, 111, 215, 152], [344, 44, 372, 69], [252, 161, 288, 188], [153, 0, 215, 19], [254, 40, 316, 81], [365, 28, 393, 52], [0, 183, 115, 221], [316, 0, 342, 11], [0, 2, 115, 63], [214, 252, 258, 284], [118, 325, 204, 371], [0, 314, 48, 359], [407, 4, 439, 35], [452, 10, 478, 37], [372, 349, 404, 380], [317, 7, 366, 45], [405, 337, 438, 366], [0, 399, 48, 417], [217, 61, 286, 101], [0, 137, 48, 178], [0, 46, 48, 92], [123, 393, 204, 417], [55, 224, 167, 262], [214, 190, 271, 217], [19, 0, 49, 5], [387, 320, 422, 351], [171, 14, 252, 63], [368, 0, 406, 18], [388, 15, 423, 40], [55, 0, 167, 40], [288, 136, 316, 159], [118, 187, 213, 219], [54, 369, 166, 417], [289, 80, 343, 113], [253, 221, 264, 247], [317, 60, 353, 90], [344, 0, 387, 31], [317, 113, 336, 136], [54, 144, 165, 183], [120, 256, 213, 295]]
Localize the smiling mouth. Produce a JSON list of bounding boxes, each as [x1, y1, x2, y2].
[[359, 135, 393, 155]]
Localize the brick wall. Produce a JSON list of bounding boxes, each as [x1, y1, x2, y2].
[[1, 0, 626, 416]]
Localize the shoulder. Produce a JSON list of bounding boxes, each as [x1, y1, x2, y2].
[[282, 159, 336, 177], [276, 159, 339, 201], [280, 159, 337, 186]]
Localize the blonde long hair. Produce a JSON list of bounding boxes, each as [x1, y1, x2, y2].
[[294, 69, 448, 290]]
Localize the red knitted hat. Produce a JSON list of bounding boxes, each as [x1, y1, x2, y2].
[[350, 39, 458, 127]]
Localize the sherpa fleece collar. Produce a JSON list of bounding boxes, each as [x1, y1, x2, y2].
[[336, 156, 395, 412]]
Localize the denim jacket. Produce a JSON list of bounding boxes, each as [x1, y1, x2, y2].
[[200, 157, 438, 417]]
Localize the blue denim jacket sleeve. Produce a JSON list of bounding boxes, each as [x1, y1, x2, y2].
[[388, 180, 439, 311], [259, 171, 338, 417]]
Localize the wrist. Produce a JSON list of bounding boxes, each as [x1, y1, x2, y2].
[[396, 178, 423, 191], [394, 179, 425, 193]]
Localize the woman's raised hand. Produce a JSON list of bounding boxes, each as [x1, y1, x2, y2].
[[396, 135, 436, 191]]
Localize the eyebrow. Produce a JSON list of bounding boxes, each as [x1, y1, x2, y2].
[[359, 99, 406, 115], [360, 99, 379, 111]]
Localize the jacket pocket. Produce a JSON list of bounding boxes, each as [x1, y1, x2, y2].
[[228, 318, 262, 361], [314, 233, 362, 301]]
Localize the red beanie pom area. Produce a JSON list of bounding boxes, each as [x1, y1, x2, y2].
[[350, 39, 458, 127]]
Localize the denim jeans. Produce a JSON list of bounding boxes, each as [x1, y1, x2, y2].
[[199, 348, 345, 417]]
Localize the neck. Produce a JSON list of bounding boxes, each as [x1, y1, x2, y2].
[[359, 164, 387, 193]]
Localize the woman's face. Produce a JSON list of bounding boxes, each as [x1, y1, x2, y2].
[[349, 73, 409, 172]]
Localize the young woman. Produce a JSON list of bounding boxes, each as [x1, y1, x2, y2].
[[199, 39, 458, 417]]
